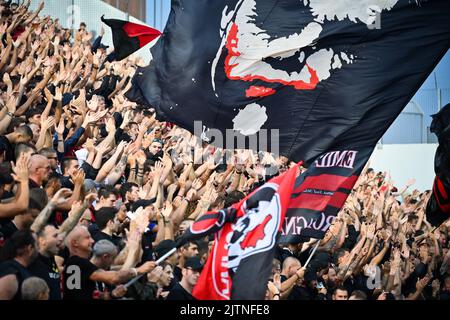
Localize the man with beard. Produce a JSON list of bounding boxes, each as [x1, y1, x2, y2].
[[175, 241, 199, 281], [145, 139, 164, 164], [119, 182, 139, 212], [0, 230, 39, 300]]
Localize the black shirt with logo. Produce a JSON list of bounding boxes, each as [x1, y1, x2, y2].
[[63, 255, 98, 300], [28, 253, 62, 300]]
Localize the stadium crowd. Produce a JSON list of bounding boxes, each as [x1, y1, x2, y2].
[[0, 1, 449, 301]]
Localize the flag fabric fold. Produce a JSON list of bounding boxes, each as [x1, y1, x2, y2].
[[101, 16, 161, 61]]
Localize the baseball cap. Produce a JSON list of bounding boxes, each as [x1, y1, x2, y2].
[[155, 240, 177, 259], [184, 257, 203, 272]]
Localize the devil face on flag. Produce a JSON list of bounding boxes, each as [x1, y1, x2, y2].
[[129, 0, 450, 163]]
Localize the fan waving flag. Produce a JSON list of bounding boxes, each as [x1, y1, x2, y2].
[[101, 16, 161, 61], [177, 163, 299, 300]]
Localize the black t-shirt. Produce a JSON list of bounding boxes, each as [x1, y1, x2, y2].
[[440, 290, 450, 300], [63, 255, 99, 300], [0, 220, 18, 240], [0, 136, 14, 162], [59, 176, 74, 190], [0, 259, 32, 300], [173, 265, 182, 283], [92, 231, 121, 249], [28, 254, 62, 300], [28, 178, 41, 189], [166, 282, 196, 300]]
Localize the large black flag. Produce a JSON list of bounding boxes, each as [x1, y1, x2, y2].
[[128, 0, 450, 163], [426, 103, 450, 227]]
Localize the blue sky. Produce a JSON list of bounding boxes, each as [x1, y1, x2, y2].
[[146, 0, 170, 31]]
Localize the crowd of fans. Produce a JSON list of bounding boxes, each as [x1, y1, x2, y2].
[[0, 1, 449, 301]]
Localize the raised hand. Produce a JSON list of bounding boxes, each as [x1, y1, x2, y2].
[[41, 116, 55, 132], [152, 161, 164, 177], [55, 118, 65, 136], [191, 178, 203, 191], [87, 95, 99, 112], [11, 153, 30, 183], [161, 202, 173, 219], [185, 188, 197, 202], [50, 188, 73, 206], [51, 85, 62, 101], [105, 116, 116, 133], [134, 207, 150, 234], [71, 169, 86, 187], [366, 223, 376, 240], [406, 178, 416, 187]]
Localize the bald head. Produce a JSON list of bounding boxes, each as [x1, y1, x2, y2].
[[29, 155, 50, 186], [65, 226, 94, 259], [29, 155, 49, 171], [282, 257, 301, 277]]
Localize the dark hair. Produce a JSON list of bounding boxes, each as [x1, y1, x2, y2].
[[14, 143, 36, 160], [0, 230, 35, 262], [16, 125, 33, 140], [120, 182, 139, 200], [98, 186, 119, 200], [350, 290, 367, 300], [211, 194, 226, 209], [25, 108, 43, 122], [39, 148, 57, 158], [95, 207, 118, 230], [224, 191, 245, 208], [6, 117, 26, 133], [333, 285, 348, 295], [181, 241, 198, 250], [407, 214, 419, 223], [159, 261, 172, 271], [61, 157, 78, 174]]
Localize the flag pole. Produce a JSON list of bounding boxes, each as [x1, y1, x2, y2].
[[124, 247, 177, 289], [303, 241, 321, 269]]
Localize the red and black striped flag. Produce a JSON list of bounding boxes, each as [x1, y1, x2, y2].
[[101, 16, 161, 61]]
